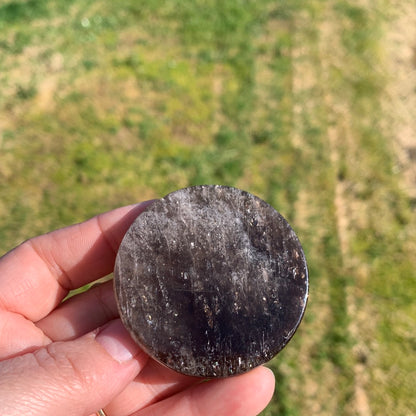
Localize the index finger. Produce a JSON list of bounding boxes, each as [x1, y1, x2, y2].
[[0, 201, 154, 322]]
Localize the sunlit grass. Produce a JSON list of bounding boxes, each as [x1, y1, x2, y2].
[[1, 0, 415, 414]]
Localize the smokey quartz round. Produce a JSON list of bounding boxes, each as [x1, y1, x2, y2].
[[114, 185, 308, 377]]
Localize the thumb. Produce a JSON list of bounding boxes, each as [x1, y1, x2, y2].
[[0, 319, 148, 416]]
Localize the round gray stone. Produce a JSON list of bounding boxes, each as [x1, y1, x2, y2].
[[114, 185, 308, 377]]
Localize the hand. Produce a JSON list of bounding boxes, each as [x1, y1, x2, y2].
[[0, 202, 275, 416]]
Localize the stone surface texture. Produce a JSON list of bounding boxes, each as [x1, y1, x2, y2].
[[114, 185, 308, 377]]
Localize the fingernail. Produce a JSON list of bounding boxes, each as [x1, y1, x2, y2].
[[134, 199, 157, 211], [96, 319, 140, 363]]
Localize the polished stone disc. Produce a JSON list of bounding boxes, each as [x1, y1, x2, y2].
[[114, 185, 308, 377]]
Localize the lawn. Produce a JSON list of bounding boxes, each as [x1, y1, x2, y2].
[[1, 0, 415, 414]]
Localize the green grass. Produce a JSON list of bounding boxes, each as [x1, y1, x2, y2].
[[1, 0, 415, 414]]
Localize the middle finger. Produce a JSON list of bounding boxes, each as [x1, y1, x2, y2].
[[36, 280, 118, 341]]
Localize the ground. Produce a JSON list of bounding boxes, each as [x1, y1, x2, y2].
[[0, 1, 415, 415]]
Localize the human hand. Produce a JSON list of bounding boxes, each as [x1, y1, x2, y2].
[[0, 202, 275, 416]]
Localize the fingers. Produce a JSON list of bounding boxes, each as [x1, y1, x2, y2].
[[0, 309, 50, 360], [0, 319, 149, 416], [36, 280, 118, 341], [103, 359, 199, 416], [1, 281, 117, 360], [0, 201, 154, 321], [135, 366, 275, 416], [102, 362, 274, 416]]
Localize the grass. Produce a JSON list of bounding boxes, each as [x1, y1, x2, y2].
[[1, 0, 415, 414]]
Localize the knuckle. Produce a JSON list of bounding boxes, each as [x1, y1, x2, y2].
[[32, 343, 96, 394]]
